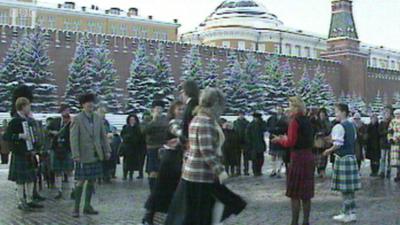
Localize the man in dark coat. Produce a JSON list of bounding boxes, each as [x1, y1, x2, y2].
[[266, 106, 288, 178], [222, 121, 241, 176], [233, 112, 250, 175], [366, 114, 381, 176], [246, 112, 268, 176], [181, 80, 200, 140], [379, 106, 393, 178]]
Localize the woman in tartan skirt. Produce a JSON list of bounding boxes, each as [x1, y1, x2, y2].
[[388, 109, 400, 182], [313, 108, 332, 178], [4, 97, 44, 211], [323, 104, 361, 223], [272, 96, 315, 225]]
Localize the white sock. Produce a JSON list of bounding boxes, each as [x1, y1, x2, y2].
[[212, 200, 225, 225], [271, 158, 277, 172], [16, 184, 25, 203], [55, 176, 63, 192], [25, 182, 34, 203], [277, 161, 283, 174]]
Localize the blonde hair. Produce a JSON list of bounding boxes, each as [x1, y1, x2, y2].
[[15, 97, 30, 111], [194, 88, 225, 118], [289, 96, 306, 114]]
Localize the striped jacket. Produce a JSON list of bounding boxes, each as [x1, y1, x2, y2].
[[182, 115, 225, 183]]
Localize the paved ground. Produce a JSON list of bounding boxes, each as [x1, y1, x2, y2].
[[0, 156, 400, 225]]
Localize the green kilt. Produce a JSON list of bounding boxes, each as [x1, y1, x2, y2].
[[75, 161, 103, 181], [331, 155, 361, 192], [8, 153, 36, 184], [390, 144, 400, 167], [50, 151, 74, 174]]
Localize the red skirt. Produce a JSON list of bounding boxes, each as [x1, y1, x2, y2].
[[286, 149, 315, 200]]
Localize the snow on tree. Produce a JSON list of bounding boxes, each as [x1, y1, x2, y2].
[[369, 90, 384, 115], [279, 59, 296, 99], [393, 92, 400, 110], [203, 56, 219, 88], [21, 29, 58, 112], [126, 41, 156, 114], [243, 53, 263, 112], [308, 66, 336, 111], [350, 92, 367, 115], [94, 41, 123, 113], [260, 54, 286, 110], [64, 35, 96, 112], [181, 45, 203, 88], [296, 65, 313, 107], [0, 39, 23, 111], [221, 51, 248, 114], [338, 91, 351, 105], [152, 42, 176, 107]]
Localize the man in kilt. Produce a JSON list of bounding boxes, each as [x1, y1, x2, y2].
[[70, 93, 111, 217], [48, 104, 74, 199], [323, 104, 361, 223], [4, 97, 44, 211], [388, 109, 400, 182]]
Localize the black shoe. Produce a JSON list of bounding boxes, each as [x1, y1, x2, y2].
[[27, 202, 44, 209], [72, 209, 80, 218], [17, 202, 33, 212], [394, 177, 400, 182], [244, 172, 250, 176], [137, 175, 143, 179], [55, 191, 63, 200], [33, 194, 46, 202], [70, 189, 75, 200], [270, 172, 277, 177], [379, 173, 385, 178], [386, 173, 391, 179], [83, 207, 99, 215]]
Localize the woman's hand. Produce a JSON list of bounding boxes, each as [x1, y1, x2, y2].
[[322, 148, 334, 157], [271, 135, 283, 143], [218, 171, 229, 184]]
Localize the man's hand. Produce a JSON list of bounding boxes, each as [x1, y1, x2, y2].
[[18, 133, 28, 140], [218, 171, 229, 184]]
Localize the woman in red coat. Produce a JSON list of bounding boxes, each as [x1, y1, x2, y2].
[[272, 96, 315, 225]]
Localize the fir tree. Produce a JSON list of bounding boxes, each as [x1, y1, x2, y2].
[[94, 41, 123, 113], [243, 53, 263, 112], [203, 56, 219, 88], [296, 66, 312, 106], [181, 45, 203, 87], [261, 54, 285, 110], [369, 90, 384, 115], [64, 36, 96, 112], [308, 66, 335, 110], [393, 92, 400, 110], [126, 41, 155, 114], [279, 60, 296, 99], [351, 93, 367, 115]]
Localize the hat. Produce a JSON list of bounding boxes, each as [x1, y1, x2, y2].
[[394, 109, 400, 115], [59, 104, 70, 113], [152, 100, 165, 108], [79, 93, 96, 105], [253, 111, 262, 118]]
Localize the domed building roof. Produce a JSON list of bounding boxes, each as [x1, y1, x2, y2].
[[199, 0, 283, 30]]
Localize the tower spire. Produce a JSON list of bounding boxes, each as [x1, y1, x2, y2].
[[328, 0, 358, 40]]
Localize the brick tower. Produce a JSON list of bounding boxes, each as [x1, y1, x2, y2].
[[321, 0, 368, 98]]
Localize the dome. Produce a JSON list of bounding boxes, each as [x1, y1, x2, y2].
[[199, 0, 284, 30]]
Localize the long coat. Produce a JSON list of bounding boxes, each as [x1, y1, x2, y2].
[[246, 119, 267, 154], [366, 122, 381, 161], [233, 118, 249, 148], [70, 112, 111, 163], [120, 124, 146, 171], [379, 119, 391, 150], [0, 127, 9, 155], [266, 114, 288, 153], [222, 128, 241, 166]]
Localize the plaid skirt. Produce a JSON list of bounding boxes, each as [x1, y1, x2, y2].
[[331, 155, 361, 192], [75, 161, 103, 181], [50, 152, 74, 173], [314, 149, 328, 169], [146, 148, 160, 173], [390, 145, 400, 167], [8, 153, 36, 184]]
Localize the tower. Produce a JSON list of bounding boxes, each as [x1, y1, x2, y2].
[[321, 0, 368, 98]]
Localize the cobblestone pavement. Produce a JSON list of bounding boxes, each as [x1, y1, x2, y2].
[[0, 156, 400, 225]]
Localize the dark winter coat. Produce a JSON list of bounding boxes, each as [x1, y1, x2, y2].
[[182, 98, 199, 139], [379, 119, 391, 150], [246, 119, 267, 154], [266, 114, 288, 152], [366, 122, 380, 161], [142, 116, 169, 150], [222, 128, 241, 166], [120, 124, 146, 171], [233, 117, 249, 147], [48, 117, 71, 155]]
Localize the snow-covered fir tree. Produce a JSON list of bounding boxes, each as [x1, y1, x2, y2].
[[64, 36, 96, 112], [221, 51, 248, 114], [243, 53, 263, 112], [181, 45, 203, 87], [126, 41, 156, 113], [152, 42, 175, 107], [0, 39, 22, 111], [393, 92, 400, 110], [350, 92, 367, 115], [22, 29, 58, 112], [308, 66, 335, 111], [94, 41, 123, 113], [338, 91, 351, 105], [296, 66, 313, 106], [279, 60, 296, 99], [203, 56, 219, 88], [369, 90, 384, 115], [261, 54, 286, 110]]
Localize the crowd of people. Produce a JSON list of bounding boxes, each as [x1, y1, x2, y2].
[[1, 82, 400, 225]]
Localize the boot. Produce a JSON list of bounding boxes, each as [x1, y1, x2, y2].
[[123, 170, 128, 181], [129, 172, 133, 181], [142, 210, 154, 225], [137, 170, 144, 179], [83, 183, 98, 215], [72, 185, 83, 217]]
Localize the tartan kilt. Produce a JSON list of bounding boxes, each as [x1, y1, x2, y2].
[[50, 151, 74, 173], [390, 145, 400, 167], [74, 161, 103, 181], [8, 153, 36, 184], [314, 150, 328, 169], [331, 155, 361, 192]]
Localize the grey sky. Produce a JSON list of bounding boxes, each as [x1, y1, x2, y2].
[[42, 0, 400, 50]]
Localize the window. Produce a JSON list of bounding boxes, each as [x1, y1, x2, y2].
[[119, 24, 128, 36], [391, 60, 396, 69], [295, 45, 301, 57], [0, 11, 9, 25], [274, 43, 280, 53], [111, 24, 118, 35], [258, 44, 265, 52], [285, 43, 291, 55], [238, 41, 245, 50], [17, 9, 30, 26], [222, 41, 230, 48], [371, 57, 377, 67], [304, 47, 311, 57], [64, 18, 80, 31], [48, 16, 56, 29]]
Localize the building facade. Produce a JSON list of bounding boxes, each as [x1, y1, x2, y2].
[[181, 0, 400, 71], [0, 0, 180, 40]]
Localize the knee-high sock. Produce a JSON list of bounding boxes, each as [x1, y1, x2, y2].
[[55, 176, 63, 192], [25, 182, 34, 203], [212, 200, 225, 225], [16, 184, 25, 203]]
